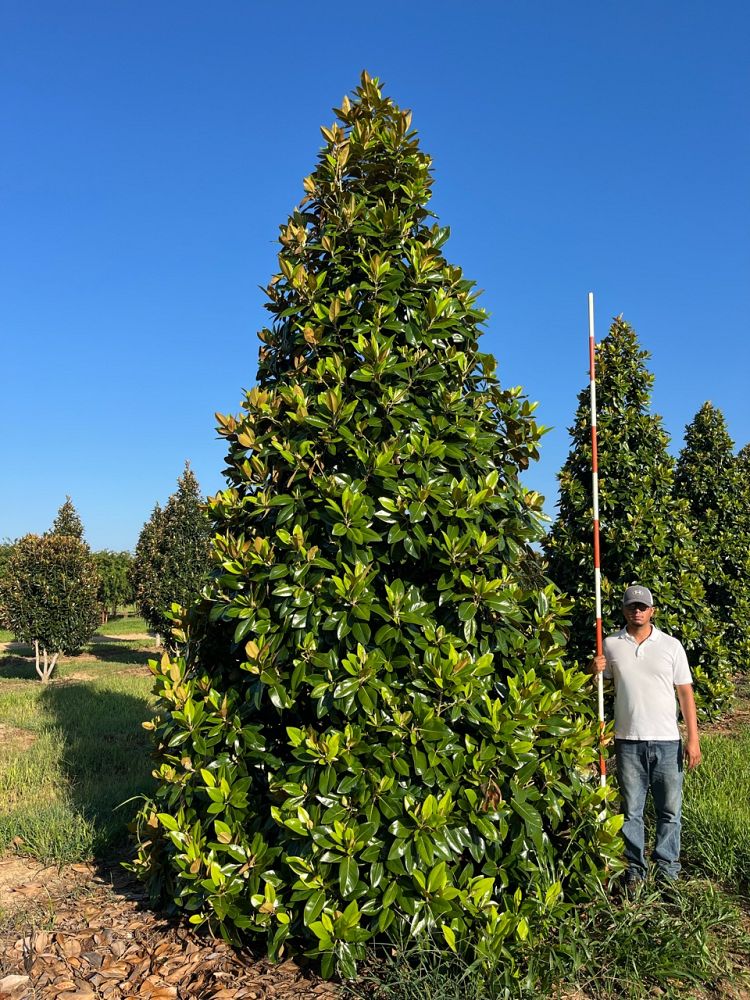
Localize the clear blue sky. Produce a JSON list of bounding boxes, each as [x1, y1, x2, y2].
[[2, 2, 748, 552]]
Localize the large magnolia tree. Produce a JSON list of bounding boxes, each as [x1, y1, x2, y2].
[[675, 403, 750, 675], [545, 318, 733, 717], [132, 74, 622, 979]]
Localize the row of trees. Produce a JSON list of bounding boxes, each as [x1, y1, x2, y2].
[[545, 317, 750, 718], [0, 467, 213, 680], [1, 511, 134, 625]]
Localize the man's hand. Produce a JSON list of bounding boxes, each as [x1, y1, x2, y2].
[[590, 654, 607, 675], [684, 738, 702, 770], [676, 684, 701, 769]]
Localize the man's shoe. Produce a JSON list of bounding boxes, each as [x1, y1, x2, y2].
[[654, 873, 679, 900], [623, 874, 645, 898]]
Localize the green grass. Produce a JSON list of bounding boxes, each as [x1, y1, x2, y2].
[[0, 642, 156, 864], [682, 725, 750, 886], [353, 882, 748, 999], [0, 628, 13, 642], [95, 612, 151, 636]]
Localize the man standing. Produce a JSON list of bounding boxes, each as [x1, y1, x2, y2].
[[591, 585, 702, 886]]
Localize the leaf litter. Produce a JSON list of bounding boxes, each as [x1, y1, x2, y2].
[[0, 859, 340, 999]]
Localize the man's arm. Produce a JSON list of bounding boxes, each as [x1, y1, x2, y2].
[[676, 683, 701, 769]]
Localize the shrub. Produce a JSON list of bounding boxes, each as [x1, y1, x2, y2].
[[544, 318, 732, 718], [132, 73, 623, 979]]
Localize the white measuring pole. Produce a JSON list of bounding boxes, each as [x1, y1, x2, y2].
[[588, 292, 606, 788]]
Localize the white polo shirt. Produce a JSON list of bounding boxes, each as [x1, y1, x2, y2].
[[603, 625, 693, 740]]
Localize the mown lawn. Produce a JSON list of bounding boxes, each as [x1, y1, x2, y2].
[[95, 612, 152, 636], [0, 638, 748, 998], [0, 640, 156, 863]]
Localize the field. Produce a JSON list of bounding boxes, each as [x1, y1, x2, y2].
[[0, 632, 749, 999]]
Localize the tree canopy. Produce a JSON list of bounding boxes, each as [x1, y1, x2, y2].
[[50, 496, 85, 540]]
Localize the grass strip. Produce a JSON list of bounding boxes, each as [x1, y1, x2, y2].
[[0, 646, 156, 864]]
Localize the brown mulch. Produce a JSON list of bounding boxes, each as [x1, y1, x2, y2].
[[0, 861, 341, 1000], [700, 677, 750, 738]]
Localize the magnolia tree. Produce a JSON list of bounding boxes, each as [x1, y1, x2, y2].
[[545, 319, 733, 717], [740, 444, 750, 535], [675, 403, 750, 675], [132, 75, 622, 978], [130, 503, 164, 630], [0, 540, 15, 586], [51, 496, 85, 539], [130, 464, 212, 643], [93, 550, 134, 621], [0, 500, 100, 681]]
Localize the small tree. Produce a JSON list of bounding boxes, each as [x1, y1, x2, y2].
[[50, 496, 85, 540], [545, 318, 732, 717], [0, 533, 100, 680], [131, 75, 623, 978], [130, 464, 212, 642], [93, 550, 134, 621]]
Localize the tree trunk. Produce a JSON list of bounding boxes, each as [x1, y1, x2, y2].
[[36, 645, 59, 682]]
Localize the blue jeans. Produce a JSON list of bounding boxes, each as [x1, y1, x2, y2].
[[615, 739, 683, 881]]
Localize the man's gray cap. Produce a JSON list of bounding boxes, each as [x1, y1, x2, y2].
[[622, 585, 653, 607]]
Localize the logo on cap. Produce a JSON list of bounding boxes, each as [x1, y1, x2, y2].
[[622, 585, 654, 607]]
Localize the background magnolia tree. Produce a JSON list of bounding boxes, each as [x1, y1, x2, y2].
[[675, 403, 750, 676], [51, 496, 85, 539], [93, 549, 134, 621], [132, 74, 623, 980], [544, 318, 732, 717], [130, 464, 212, 643], [0, 499, 100, 680], [0, 539, 15, 589]]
